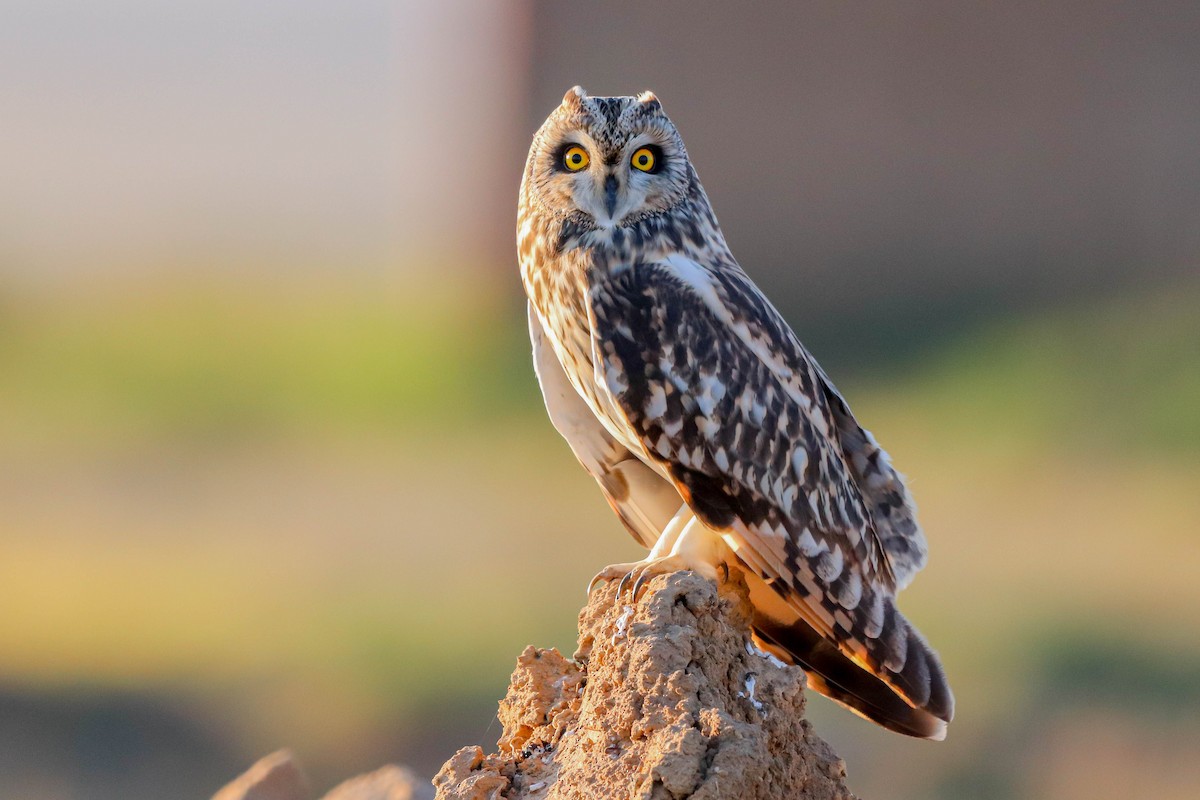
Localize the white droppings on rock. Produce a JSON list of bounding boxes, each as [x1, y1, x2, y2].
[[746, 639, 790, 670], [613, 605, 634, 643], [744, 674, 765, 713]]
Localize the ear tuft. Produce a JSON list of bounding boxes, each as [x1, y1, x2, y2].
[[562, 86, 587, 107], [637, 90, 661, 110]]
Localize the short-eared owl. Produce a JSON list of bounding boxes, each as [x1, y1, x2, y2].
[[518, 86, 954, 739]]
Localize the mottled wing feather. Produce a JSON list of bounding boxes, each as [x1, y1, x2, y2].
[[589, 257, 892, 585], [587, 257, 951, 719], [813, 364, 928, 589], [530, 304, 681, 549]]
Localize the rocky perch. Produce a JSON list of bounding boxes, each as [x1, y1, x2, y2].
[[434, 571, 856, 800], [212, 750, 433, 800]]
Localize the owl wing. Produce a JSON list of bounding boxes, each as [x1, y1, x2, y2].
[[529, 304, 682, 550], [586, 255, 952, 733], [812, 361, 928, 590]]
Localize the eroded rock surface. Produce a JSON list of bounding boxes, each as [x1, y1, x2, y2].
[[212, 752, 433, 800], [212, 750, 311, 800], [434, 571, 855, 800]]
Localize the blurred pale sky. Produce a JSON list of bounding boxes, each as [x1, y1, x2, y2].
[[0, 0, 528, 282], [3, 0, 1197, 324]]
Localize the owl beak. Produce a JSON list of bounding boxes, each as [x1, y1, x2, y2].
[[604, 174, 619, 217]]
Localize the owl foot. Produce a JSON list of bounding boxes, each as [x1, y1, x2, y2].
[[590, 518, 731, 600], [587, 561, 646, 596], [585, 555, 696, 600], [587, 505, 697, 596], [624, 554, 695, 600]]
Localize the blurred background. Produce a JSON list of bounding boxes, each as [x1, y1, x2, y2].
[[2, 1, 1198, 798]]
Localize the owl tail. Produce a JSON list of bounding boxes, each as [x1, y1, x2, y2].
[[745, 577, 954, 740]]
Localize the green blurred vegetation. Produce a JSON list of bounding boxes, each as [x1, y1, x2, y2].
[[1, 276, 1198, 797], [2, 278, 1196, 450], [0, 278, 535, 444], [886, 284, 1200, 456]]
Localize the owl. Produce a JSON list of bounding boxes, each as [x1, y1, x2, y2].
[[517, 86, 954, 739]]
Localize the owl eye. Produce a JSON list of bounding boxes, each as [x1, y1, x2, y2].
[[562, 145, 590, 172], [630, 146, 660, 173]]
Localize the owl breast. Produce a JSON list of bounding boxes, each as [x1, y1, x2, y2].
[[524, 250, 648, 462]]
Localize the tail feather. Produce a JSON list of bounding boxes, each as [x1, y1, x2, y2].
[[752, 616, 949, 740], [742, 570, 954, 739]]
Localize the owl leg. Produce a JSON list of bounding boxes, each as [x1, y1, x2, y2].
[[587, 504, 692, 595], [590, 514, 732, 601], [626, 516, 731, 599]]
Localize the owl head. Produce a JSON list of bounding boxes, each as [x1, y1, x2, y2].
[[521, 87, 694, 230]]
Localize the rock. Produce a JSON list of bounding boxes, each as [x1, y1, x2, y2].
[[433, 748, 511, 800], [323, 764, 435, 800], [212, 749, 310, 800], [212, 753, 433, 800], [433, 571, 856, 800]]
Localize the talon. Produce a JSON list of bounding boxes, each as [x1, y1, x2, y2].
[[718, 562, 730, 583], [586, 572, 606, 596], [587, 561, 642, 597], [588, 550, 709, 604], [631, 569, 653, 600]]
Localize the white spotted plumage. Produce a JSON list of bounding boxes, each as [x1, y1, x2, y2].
[[518, 87, 954, 739]]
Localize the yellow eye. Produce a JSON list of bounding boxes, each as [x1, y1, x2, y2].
[[631, 147, 657, 172], [563, 145, 589, 171]]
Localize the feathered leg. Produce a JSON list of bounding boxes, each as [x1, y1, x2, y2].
[[590, 512, 732, 600]]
